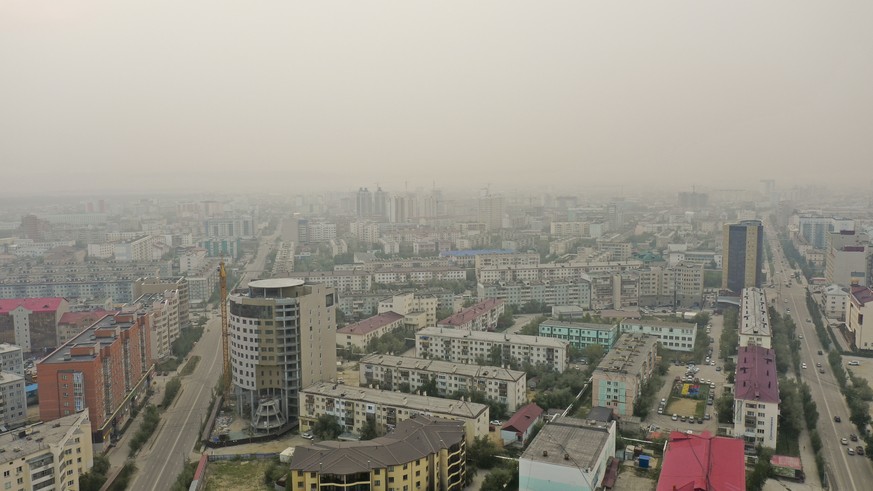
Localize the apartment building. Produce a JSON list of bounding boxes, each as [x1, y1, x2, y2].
[[474, 253, 540, 273], [299, 382, 489, 444], [359, 354, 527, 412], [519, 417, 616, 491], [847, 285, 873, 350], [133, 276, 190, 329], [477, 261, 642, 284], [372, 268, 467, 285], [638, 262, 704, 309], [538, 320, 618, 352], [0, 343, 24, 376], [289, 415, 466, 491], [204, 215, 255, 239], [113, 235, 162, 261], [587, 272, 640, 311], [57, 310, 118, 346], [733, 345, 779, 448], [597, 239, 632, 261], [0, 370, 26, 429], [549, 221, 590, 237], [437, 299, 505, 332], [477, 279, 591, 310], [127, 290, 183, 360], [288, 271, 373, 293], [825, 234, 869, 287], [740, 288, 771, 348], [0, 297, 70, 353], [591, 334, 659, 416], [0, 412, 94, 491], [619, 319, 696, 352], [378, 292, 438, 329], [821, 284, 848, 320], [336, 312, 405, 351], [415, 327, 569, 372], [722, 220, 764, 293], [37, 312, 152, 446], [186, 258, 221, 304], [229, 279, 337, 432]]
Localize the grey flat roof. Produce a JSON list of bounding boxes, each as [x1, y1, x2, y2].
[[302, 382, 488, 419], [0, 413, 88, 462], [249, 278, 305, 289], [594, 334, 658, 375], [521, 417, 613, 470], [417, 326, 569, 349], [360, 354, 525, 382]]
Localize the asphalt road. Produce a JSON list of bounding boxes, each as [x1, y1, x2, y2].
[[128, 314, 223, 491], [769, 227, 873, 490]]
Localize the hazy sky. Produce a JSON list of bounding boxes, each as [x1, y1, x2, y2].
[[2, 1, 872, 196]]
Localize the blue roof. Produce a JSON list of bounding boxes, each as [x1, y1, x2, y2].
[[25, 384, 38, 393], [440, 249, 514, 257]]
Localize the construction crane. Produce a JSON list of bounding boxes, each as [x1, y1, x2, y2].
[[219, 260, 231, 395]]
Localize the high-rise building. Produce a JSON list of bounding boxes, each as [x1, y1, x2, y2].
[[229, 279, 337, 433], [477, 194, 504, 231], [722, 220, 763, 293], [0, 297, 70, 353], [356, 187, 373, 217]]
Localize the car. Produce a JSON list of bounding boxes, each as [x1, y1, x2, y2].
[[709, 383, 716, 389], [716, 366, 722, 371], [835, 416, 842, 422], [704, 413, 711, 420], [857, 446, 866, 456], [661, 398, 667, 404], [799, 335, 804, 339], [697, 418, 704, 424], [807, 318, 812, 323], [786, 308, 791, 313], [680, 416, 688, 422], [851, 434, 859, 441], [816, 362, 822, 367], [658, 408, 664, 415], [710, 361, 716, 366], [818, 350, 824, 355], [848, 448, 855, 456], [842, 438, 849, 445], [801, 363, 807, 369], [672, 414, 679, 421], [707, 399, 714, 406], [848, 361, 861, 366], [301, 432, 314, 440], [490, 420, 501, 426], [819, 368, 825, 374]]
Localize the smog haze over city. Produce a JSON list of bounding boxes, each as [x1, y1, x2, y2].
[[2, 1, 873, 196]]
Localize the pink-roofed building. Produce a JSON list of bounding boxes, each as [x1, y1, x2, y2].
[[848, 285, 873, 350], [657, 431, 746, 491], [336, 311, 405, 351], [0, 297, 69, 352], [437, 298, 505, 332], [734, 345, 779, 448], [500, 403, 543, 445]]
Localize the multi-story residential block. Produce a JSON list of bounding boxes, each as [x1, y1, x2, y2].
[[477, 279, 591, 309], [336, 312, 405, 351], [0, 412, 94, 491], [733, 345, 779, 448], [178, 247, 207, 274], [0, 260, 173, 304], [288, 271, 374, 293], [0, 343, 24, 376], [739, 288, 771, 348], [199, 237, 241, 258], [113, 235, 162, 261], [597, 239, 632, 262], [127, 290, 183, 360], [37, 312, 152, 446], [377, 292, 438, 329], [474, 253, 540, 273], [132, 276, 190, 329], [204, 216, 255, 239], [373, 268, 467, 285], [416, 327, 569, 372], [798, 216, 854, 250], [289, 415, 467, 491], [86, 242, 115, 259], [821, 284, 848, 320], [0, 297, 70, 353], [825, 231, 869, 287], [722, 220, 764, 293], [478, 194, 504, 231], [359, 354, 527, 412], [591, 334, 659, 416], [185, 258, 221, 305], [538, 320, 618, 352], [349, 220, 380, 244], [0, 370, 26, 429], [229, 279, 337, 432], [549, 221, 590, 237], [587, 272, 640, 310], [306, 221, 337, 243], [437, 299, 505, 332], [477, 261, 642, 284], [618, 319, 696, 352], [519, 417, 616, 491], [638, 262, 704, 309], [299, 382, 489, 444], [847, 285, 873, 350]]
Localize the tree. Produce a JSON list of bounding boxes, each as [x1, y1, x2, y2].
[[716, 392, 734, 424], [360, 418, 378, 440], [496, 309, 515, 331], [480, 463, 519, 491], [467, 436, 501, 469], [311, 414, 343, 440]]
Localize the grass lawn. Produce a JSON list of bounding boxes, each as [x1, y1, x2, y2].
[[205, 460, 274, 491]]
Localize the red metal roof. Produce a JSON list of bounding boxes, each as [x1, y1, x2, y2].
[[734, 345, 779, 404], [851, 285, 873, 306], [501, 403, 543, 434], [0, 297, 65, 314], [657, 432, 745, 491], [58, 310, 117, 328], [770, 455, 802, 471], [337, 311, 404, 335]]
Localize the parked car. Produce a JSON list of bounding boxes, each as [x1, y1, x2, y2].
[[704, 413, 711, 420], [490, 420, 501, 426], [857, 446, 866, 456], [672, 414, 679, 421], [716, 366, 722, 372], [302, 432, 314, 440], [851, 434, 859, 442], [818, 350, 824, 355], [848, 447, 855, 456], [835, 416, 842, 422], [801, 363, 807, 369], [841, 438, 848, 445], [848, 361, 861, 366], [819, 368, 825, 374]]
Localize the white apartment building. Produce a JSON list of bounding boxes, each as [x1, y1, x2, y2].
[[178, 248, 207, 274], [618, 319, 696, 352], [289, 271, 373, 292], [378, 292, 438, 329], [638, 262, 704, 309], [86, 242, 115, 259], [0, 412, 94, 491], [114, 235, 162, 262], [306, 221, 337, 242], [299, 382, 489, 444], [127, 289, 183, 360], [0, 371, 26, 429], [336, 312, 405, 351], [359, 354, 528, 412], [549, 221, 590, 237], [349, 221, 380, 244], [847, 285, 873, 350], [477, 279, 591, 309], [740, 288, 771, 348], [474, 253, 540, 272], [0, 343, 24, 377], [597, 239, 632, 262], [437, 299, 505, 332], [821, 284, 848, 320], [587, 272, 640, 311], [734, 345, 779, 448], [416, 326, 569, 372]]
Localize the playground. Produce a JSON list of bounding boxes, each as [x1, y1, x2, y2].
[[665, 381, 711, 419]]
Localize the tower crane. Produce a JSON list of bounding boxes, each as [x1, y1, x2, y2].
[[219, 260, 230, 395]]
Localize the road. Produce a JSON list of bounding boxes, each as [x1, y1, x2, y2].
[[768, 225, 873, 491], [128, 315, 223, 491]]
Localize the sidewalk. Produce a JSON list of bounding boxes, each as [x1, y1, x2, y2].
[[105, 373, 169, 468]]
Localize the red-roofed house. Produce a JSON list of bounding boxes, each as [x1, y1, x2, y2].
[[734, 345, 779, 448], [0, 297, 69, 352], [657, 431, 745, 491], [336, 312, 405, 350], [500, 403, 543, 445], [437, 298, 505, 331], [848, 285, 873, 351]]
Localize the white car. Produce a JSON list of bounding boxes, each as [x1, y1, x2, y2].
[[301, 432, 314, 440], [490, 420, 502, 426], [848, 361, 861, 366], [801, 363, 807, 369]]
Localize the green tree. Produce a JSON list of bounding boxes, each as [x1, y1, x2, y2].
[[746, 447, 773, 491], [360, 418, 378, 440], [496, 309, 515, 331], [467, 436, 501, 469], [311, 414, 343, 440], [480, 462, 519, 491], [716, 392, 734, 424]]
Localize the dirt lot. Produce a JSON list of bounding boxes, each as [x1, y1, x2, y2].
[[205, 460, 274, 491], [666, 398, 698, 418]]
